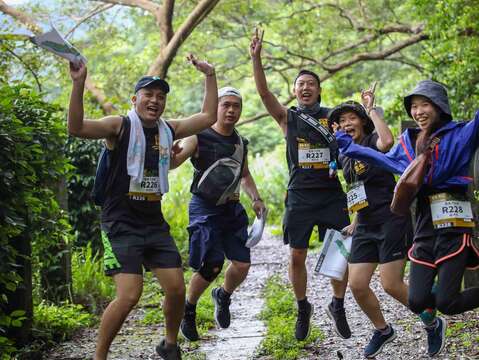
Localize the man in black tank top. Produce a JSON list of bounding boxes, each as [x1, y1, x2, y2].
[[170, 87, 266, 342], [251, 29, 351, 341], [68, 55, 218, 360]]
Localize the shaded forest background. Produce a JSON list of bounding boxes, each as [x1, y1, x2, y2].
[[0, 0, 478, 358]]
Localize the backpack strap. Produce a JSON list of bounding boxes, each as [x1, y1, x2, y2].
[[104, 116, 129, 196]]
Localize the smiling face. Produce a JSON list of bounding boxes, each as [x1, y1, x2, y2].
[[293, 74, 321, 107], [132, 86, 167, 124], [217, 95, 242, 126], [410, 95, 441, 131], [338, 111, 367, 142]]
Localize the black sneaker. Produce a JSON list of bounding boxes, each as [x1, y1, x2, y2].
[[211, 287, 231, 328], [326, 302, 351, 339], [180, 307, 199, 341], [295, 301, 313, 340], [425, 317, 447, 357], [155, 338, 182, 360], [364, 324, 397, 358]]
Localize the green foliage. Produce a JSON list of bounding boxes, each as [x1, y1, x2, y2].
[[240, 144, 288, 228], [33, 302, 94, 342], [66, 137, 103, 251], [71, 244, 115, 312], [0, 83, 71, 353], [258, 276, 323, 359]]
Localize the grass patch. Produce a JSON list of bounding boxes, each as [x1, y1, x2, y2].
[[258, 275, 323, 359], [446, 317, 479, 352]]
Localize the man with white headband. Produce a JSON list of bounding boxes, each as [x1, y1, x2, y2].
[[171, 86, 266, 341]]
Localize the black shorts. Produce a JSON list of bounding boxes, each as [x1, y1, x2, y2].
[[101, 221, 182, 276], [283, 188, 350, 249], [409, 232, 479, 270], [349, 215, 412, 264]]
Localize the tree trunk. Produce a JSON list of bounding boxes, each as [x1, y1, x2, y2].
[[5, 230, 33, 347]]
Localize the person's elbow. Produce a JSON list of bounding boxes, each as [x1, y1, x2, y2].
[[67, 120, 82, 137], [378, 136, 394, 152]]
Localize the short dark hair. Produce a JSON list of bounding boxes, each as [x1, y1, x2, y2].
[[294, 69, 320, 87]]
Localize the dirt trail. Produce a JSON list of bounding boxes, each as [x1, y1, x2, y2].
[[46, 230, 478, 359]]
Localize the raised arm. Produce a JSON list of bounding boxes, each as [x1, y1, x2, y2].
[[250, 28, 288, 134], [241, 158, 266, 218], [169, 136, 198, 169], [67, 62, 122, 142], [168, 54, 217, 140], [336, 130, 409, 175], [361, 83, 393, 152]]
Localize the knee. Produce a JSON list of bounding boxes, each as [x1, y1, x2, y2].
[[436, 295, 457, 315], [381, 279, 398, 297], [198, 262, 224, 282], [164, 281, 186, 298], [232, 261, 250, 274], [290, 249, 307, 268], [117, 292, 141, 309], [349, 279, 369, 297], [408, 295, 428, 314]]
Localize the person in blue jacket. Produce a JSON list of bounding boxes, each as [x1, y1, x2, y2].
[[335, 80, 479, 357]]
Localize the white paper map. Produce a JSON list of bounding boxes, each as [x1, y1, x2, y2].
[[30, 26, 86, 66], [245, 208, 268, 248]]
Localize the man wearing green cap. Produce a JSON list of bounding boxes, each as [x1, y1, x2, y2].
[[67, 54, 217, 360], [170, 86, 266, 341]]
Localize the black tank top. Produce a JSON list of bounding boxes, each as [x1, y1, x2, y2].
[[286, 107, 342, 190], [190, 128, 248, 196], [101, 117, 175, 226]]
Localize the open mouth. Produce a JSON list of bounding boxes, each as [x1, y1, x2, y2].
[[146, 105, 159, 115], [344, 127, 355, 137], [301, 92, 312, 101]]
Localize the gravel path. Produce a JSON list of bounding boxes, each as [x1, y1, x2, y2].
[[46, 230, 479, 359]]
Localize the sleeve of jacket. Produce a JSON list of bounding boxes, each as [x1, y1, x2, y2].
[[458, 110, 479, 149], [335, 130, 409, 175]]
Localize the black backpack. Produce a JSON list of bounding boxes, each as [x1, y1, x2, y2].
[[92, 116, 128, 206]]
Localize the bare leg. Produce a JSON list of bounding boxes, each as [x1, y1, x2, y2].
[[186, 272, 211, 304], [379, 259, 408, 306], [152, 267, 186, 345], [94, 274, 143, 360], [331, 266, 349, 299], [289, 248, 308, 300], [349, 263, 387, 329], [223, 260, 251, 294]]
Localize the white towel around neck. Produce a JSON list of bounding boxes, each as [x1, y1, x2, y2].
[[126, 108, 172, 194]]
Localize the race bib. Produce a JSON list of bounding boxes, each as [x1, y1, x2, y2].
[[430, 193, 475, 229], [128, 176, 162, 201], [347, 181, 368, 213], [298, 140, 330, 169]]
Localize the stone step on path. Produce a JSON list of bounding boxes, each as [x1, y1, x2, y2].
[[195, 232, 288, 360]]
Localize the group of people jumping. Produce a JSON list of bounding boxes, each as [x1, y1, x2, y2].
[[67, 28, 479, 360]]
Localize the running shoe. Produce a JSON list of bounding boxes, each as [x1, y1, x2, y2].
[[155, 337, 182, 360], [364, 324, 397, 358], [295, 301, 314, 340], [180, 306, 199, 341], [211, 287, 231, 328], [326, 301, 352, 339], [425, 317, 447, 357]]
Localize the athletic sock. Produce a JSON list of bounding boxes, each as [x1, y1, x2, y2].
[[332, 296, 344, 310], [378, 324, 392, 335], [419, 308, 437, 327], [185, 300, 196, 311], [297, 297, 310, 310], [219, 287, 232, 300]]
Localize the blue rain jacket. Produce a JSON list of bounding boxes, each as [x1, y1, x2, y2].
[[335, 110, 479, 189]]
